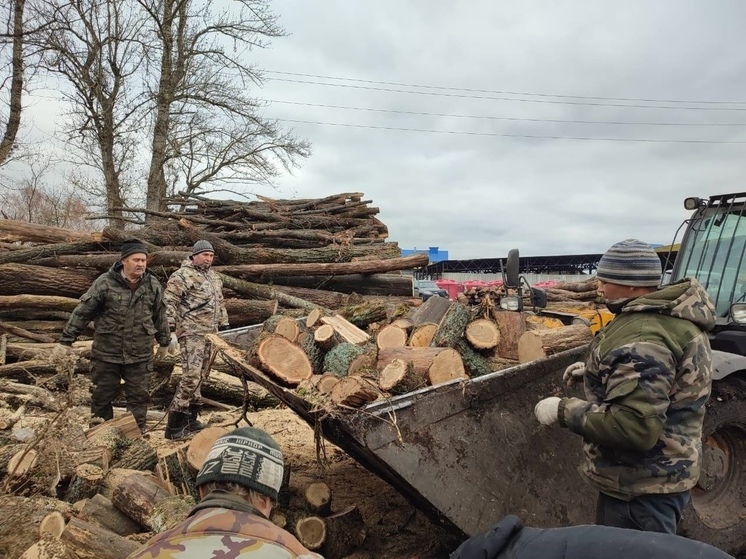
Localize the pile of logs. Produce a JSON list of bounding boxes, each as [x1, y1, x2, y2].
[[0, 414, 365, 559], [214, 294, 595, 409], [458, 277, 602, 307]]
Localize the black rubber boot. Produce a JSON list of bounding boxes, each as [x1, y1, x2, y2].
[[187, 403, 205, 432], [164, 410, 191, 440]]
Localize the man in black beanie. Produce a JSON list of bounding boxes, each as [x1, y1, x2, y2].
[[127, 427, 324, 559], [60, 239, 172, 431]]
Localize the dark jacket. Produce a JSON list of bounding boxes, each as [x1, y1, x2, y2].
[[450, 516, 733, 559], [60, 263, 170, 364]]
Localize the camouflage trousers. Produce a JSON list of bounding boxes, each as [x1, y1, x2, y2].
[[90, 359, 152, 431], [173, 335, 212, 412]]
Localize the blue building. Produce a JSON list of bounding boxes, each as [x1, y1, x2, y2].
[[401, 246, 449, 263]]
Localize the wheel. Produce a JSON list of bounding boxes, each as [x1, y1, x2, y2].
[[678, 374, 746, 556]]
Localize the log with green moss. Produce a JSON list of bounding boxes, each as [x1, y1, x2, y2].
[[430, 303, 470, 348], [456, 340, 494, 378], [338, 301, 387, 329], [323, 343, 367, 378], [301, 335, 326, 375]]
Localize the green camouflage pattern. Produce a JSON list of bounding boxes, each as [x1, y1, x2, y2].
[[164, 260, 229, 337], [173, 335, 209, 410], [61, 263, 171, 364], [127, 505, 323, 559], [561, 278, 715, 499]]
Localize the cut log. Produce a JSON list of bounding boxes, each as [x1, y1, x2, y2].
[[316, 374, 340, 394], [39, 511, 66, 539], [321, 505, 366, 559], [19, 538, 72, 559], [0, 295, 80, 312], [0, 263, 100, 298], [464, 318, 500, 350], [186, 426, 231, 473], [149, 494, 196, 533], [99, 468, 141, 500], [64, 464, 104, 503], [306, 308, 325, 328], [410, 294, 451, 326], [262, 314, 301, 342], [492, 310, 527, 361], [0, 322, 56, 344], [113, 438, 157, 471], [456, 340, 494, 379], [300, 335, 325, 375], [270, 511, 288, 530], [0, 219, 96, 243], [431, 303, 470, 348], [0, 402, 26, 430], [255, 334, 313, 385], [517, 324, 593, 363], [111, 472, 172, 528], [158, 443, 197, 499], [162, 369, 278, 410], [378, 358, 424, 394], [338, 301, 386, 329], [71, 447, 111, 470], [323, 343, 366, 378], [78, 494, 141, 537], [427, 348, 467, 386], [60, 516, 140, 559], [295, 516, 326, 551], [377, 347, 454, 377], [269, 273, 413, 297], [224, 298, 278, 327], [375, 325, 407, 350], [408, 322, 438, 347], [391, 318, 413, 333], [7, 447, 38, 478], [347, 352, 376, 376], [0, 332, 5, 365], [217, 273, 327, 313], [330, 376, 379, 407], [305, 481, 332, 516], [313, 324, 339, 350], [320, 314, 369, 345], [86, 413, 141, 442]]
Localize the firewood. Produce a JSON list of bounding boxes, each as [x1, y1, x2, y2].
[[19, 538, 72, 559], [330, 376, 379, 407], [320, 505, 366, 559], [7, 447, 38, 478], [410, 294, 451, 326], [338, 301, 386, 329], [320, 314, 369, 345], [377, 346, 455, 377], [378, 359, 423, 394], [60, 516, 140, 559], [305, 482, 332, 516], [255, 333, 313, 385], [300, 335, 325, 375], [518, 324, 593, 363], [492, 310, 527, 361], [316, 374, 340, 394], [111, 472, 173, 528], [427, 348, 467, 386], [99, 468, 141, 500], [218, 273, 327, 313], [408, 322, 438, 347], [270, 273, 413, 297], [64, 464, 104, 503], [223, 298, 278, 327], [306, 308, 325, 328], [186, 426, 231, 473], [323, 343, 366, 378], [113, 438, 157, 471], [86, 413, 141, 442], [39, 511, 66, 539], [295, 516, 326, 551], [430, 303, 470, 348], [464, 318, 500, 350], [263, 314, 301, 342], [347, 351, 376, 376], [456, 340, 493, 379], [375, 325, 407, 350], [71, 447, 112, 470], [158, 442, 198, 499], [313, 324, 339, 350], [0, 332, 5, 365], [391, 318, 413, 333], [78, 494, 141, 537]]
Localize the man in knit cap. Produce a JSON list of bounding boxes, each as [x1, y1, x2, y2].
[[60, 239, 173, 431], [127, 426, 324, 559], [163, 240, 229, 439], [533, 239, 716, 534]]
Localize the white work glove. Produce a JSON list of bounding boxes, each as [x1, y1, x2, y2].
[[167, 333, 180, 356], [563, 361, 586, 387], [155, 346, 169, 361], [534, 397, 562, 426]]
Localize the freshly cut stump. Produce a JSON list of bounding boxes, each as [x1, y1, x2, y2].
[[427, 348, 467, 386], [375, 325, 407, 350], [464, 318, 500, 350], [378, 359, 423, 394], [305, 482, 332, 516], [256, 334, 313, 385]]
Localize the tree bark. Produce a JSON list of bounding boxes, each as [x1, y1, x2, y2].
[[77, 494, 141, 537], [0, 263, 99, 297], [266, 273, 414, 296], [0, 0, 24, 166], [338, 301, 387, 328], [430, 303, 470, 348], [330, 376, 379, 408], [111, 472, 172, 528], [376, 347, 453, 377], [517, 324, 593, 363], [0, 219, 96, 243], [410, 295, 451, 326], [60, 516, 140, 559], [492, 310, 527, 361], [320, 505, 366, 559], [224, 298, 278, 327], [218, 273, 327, 312]]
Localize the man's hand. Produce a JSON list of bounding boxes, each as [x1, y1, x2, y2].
[[562, 361, 586, 387], [167, 333, 179, 356], [534, 397, 562, 426], [155, 346, 169, 361]]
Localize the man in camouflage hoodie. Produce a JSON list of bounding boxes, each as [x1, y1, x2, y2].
[[127, 426, 324, 559], [60, 239, 172, 431], [534, 238, 715, 534], [163, 240, 229, 439]]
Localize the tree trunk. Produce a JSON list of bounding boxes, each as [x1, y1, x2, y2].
[[492, 310, 527, 361], [243, 273, 415, 297], [111, 472, 172, 528], [377, 347, 454, 377], [0, 295, 80, 312], [218, 273, 327, 312], [77, 494, 141, 537], [410, 295, 451, 326], [0, 263, 99, 297], [113, 439, 158, 471], [517, 324, 593, 363], [338, 301, 387, 328], [330, 376, 379, 408], [456, 340, 494, 378], [60, 516, 140, 559], [262, 314, 301, 342], [0, 219, 95, 243], [323, 343, 367, 378], [464, 318, 500, 350], [63, 464, 104, 503], [224, 298, 278, 327], [408, 322, 438, 347], [0, 0, 24, 166], [430, 303, 470, 348], [427, 348, 467, 386]]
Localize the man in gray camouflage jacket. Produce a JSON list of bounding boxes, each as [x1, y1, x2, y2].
[[163, 240, 229, 439], [534, 238, 716, 534]]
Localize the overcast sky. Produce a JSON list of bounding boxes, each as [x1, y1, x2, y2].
[[240, 0, 746, 259]]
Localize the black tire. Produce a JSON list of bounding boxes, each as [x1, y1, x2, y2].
[[678, 374, 746, 557]]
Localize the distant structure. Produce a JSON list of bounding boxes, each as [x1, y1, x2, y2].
[[402, 246, 449, 263]]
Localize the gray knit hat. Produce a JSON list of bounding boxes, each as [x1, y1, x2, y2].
[[190, 240, 214, 259], [596, 239, 662, 287], [120, 238, 148, 260], [195, 427, 284, 501]]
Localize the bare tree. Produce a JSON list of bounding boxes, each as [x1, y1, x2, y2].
[[0, 0, 26, 166], [139, 0, 309, 213], [30, 0, 149, 225]]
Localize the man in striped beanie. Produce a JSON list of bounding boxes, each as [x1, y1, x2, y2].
[[533, 239, 716, 535]]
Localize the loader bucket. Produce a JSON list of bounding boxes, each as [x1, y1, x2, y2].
[[215, 327, 595, 537]]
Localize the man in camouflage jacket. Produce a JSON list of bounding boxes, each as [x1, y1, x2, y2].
[[534, 239, 715, 534], [60, 239, 171, 431], [127, 427, 323, 559], [163, 240, 229, 439]]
